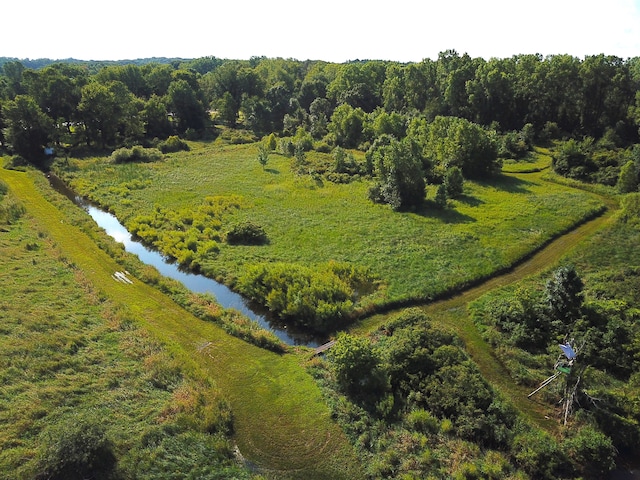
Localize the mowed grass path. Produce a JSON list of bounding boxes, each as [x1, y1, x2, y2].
[[0, 167, 362, 480], [58, 143, 605, 306]]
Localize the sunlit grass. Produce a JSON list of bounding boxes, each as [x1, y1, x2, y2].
[[56, 142, 605, 311], [1, 166, 363, 479]]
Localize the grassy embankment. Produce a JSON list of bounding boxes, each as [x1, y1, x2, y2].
[[55, 142, 605, 314], [0, 178, 252, 478], [0, 166, 362, 479]]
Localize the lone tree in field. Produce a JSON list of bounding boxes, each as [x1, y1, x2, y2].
[[257, 143, 269, 170], [367, 135, 426, 211]]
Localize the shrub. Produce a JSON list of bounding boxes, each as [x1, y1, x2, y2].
[[265, 132, 277, 151], [406, 409, 440, 434], [236, 261, 378, 330], [512, 429, 566, 479], [158, 135, 190, 154], [563, 426, 616, 477], [35, 413, 116, 480], [226, 222, 268, 245], [110, 146, 163, 163], [444, 166, 464, 198], [0, 197, 26, 224], [278, 137, 295, 157]]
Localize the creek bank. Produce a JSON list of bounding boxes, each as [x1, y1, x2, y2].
[[47, 173, 323, 347]]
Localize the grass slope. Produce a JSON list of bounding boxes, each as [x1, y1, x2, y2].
[[0, 167, 362, 479], [56, 142, 605, 310]]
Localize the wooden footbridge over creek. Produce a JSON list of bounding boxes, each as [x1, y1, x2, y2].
[[313, 339, 336, 356]]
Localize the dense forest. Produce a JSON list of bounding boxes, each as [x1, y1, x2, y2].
[[1, 52, 639, 197]]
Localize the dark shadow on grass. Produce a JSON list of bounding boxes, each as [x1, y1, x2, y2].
[[456, 194, 485, 207], [414, 200, 477, 224], [265, 167, 280, 174], [476, 173, 534, 193]]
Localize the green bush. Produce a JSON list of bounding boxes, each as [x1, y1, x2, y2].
[[406, 409, 440, 434], [236, 261, 378, 330], [35, 413, 116, 480], [110, 146, 163, 163], [158, 135, 190, 154], [0, 197, 26, 224], [226, 221, 268, 245], [563, 425, 616, 477], [512, 429, 567, 479]]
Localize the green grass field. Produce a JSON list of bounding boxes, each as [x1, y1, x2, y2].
[[0, 181, 248, 478], [55, 142, 605, 313], [0, 167, 362, 479]]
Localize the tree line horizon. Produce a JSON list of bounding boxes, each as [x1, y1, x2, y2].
[[1, 50, 639, 202]]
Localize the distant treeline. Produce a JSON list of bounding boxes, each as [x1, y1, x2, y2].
[[0, 56, 191, 73], [1, 51, 639, 191]]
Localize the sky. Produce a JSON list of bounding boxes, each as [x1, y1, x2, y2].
[[3, 0, 640, 62]]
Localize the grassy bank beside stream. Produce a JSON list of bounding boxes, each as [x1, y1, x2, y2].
[[0, 166, 362, 479]]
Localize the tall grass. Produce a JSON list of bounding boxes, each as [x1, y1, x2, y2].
[[0, 200, 246, 479]]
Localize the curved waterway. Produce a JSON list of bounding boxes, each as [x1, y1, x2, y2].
[[48, 174, 322, 347]]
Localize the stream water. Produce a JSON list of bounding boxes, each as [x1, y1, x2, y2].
[[47, 174, 323, 347]]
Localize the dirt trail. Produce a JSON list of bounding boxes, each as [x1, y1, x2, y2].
[[356, 179, 618, 432]]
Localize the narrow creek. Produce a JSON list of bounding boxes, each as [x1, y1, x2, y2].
[[47, 174, 323, 347]]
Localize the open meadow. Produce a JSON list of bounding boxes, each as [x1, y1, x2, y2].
[[56, 141, 605, 316]]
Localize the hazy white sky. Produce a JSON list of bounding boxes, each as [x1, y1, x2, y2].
[[3, 0, 640, 62]]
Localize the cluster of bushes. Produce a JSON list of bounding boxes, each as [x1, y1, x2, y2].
[[552, 139, 640, 189], [314, 308, 617, 478], [225, 221, 268, 245], [128, 195, 242, 269], [110, 145, 163, 163], [328, 309, 517, 446], [498, 123, 536, 159], [236, 260, 379, 331]]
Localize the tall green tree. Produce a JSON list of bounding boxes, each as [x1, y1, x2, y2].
[[617, 160, 639, 193], [2, 94, 53, 161], [167, 79, 207, 133], [327, 333, 387, 396], [368, 135, 426, 211], [410, 115, 499, 178], [78, 81, 143, 147], [545, 265, 584, 328], [327, 103, 366, 148], [142, 94, 172, 138], [1, 61, 26, 98], [23, 63, 87, 140]]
